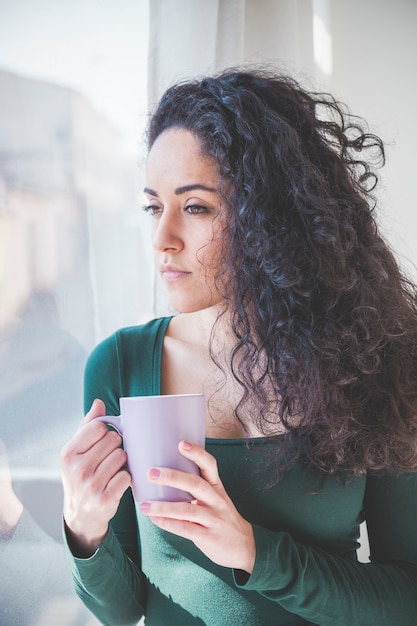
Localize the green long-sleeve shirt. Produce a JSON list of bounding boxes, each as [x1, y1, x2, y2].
[[67, 317, 417, 625]]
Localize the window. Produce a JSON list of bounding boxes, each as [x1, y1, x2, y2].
[[0, 2, 150, 623]]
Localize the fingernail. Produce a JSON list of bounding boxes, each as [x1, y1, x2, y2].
[[148, 468, 161, 480], [180, 440, 192, 450], [139, 502, 151, 513]]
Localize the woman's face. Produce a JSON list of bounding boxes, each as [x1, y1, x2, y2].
[[144, 128, 226, 314]]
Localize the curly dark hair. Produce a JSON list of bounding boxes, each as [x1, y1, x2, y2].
[[147, 67, 417, 478]]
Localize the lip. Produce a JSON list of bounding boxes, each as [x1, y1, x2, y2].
[[160, 265, 192, 282]]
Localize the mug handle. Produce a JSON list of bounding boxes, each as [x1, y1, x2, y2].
[[93, 415, 123, 436]]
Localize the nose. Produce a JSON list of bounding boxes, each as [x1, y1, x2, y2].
[[152, 208, 184, 253]]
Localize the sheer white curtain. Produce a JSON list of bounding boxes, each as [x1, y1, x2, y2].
[[147, 0, 319, 107], [0, 0, 416, 623], [0, 2, 150, 624]]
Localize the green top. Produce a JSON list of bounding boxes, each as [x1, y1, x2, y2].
[[68, 317, 417, 625]]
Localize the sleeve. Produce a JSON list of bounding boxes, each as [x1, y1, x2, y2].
[[234, 470, 417, 626], [67, 524, 145, 626], [65, 331, 146, 625]]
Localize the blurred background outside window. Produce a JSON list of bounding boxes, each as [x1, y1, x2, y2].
[[0, 2, 151, 624], [0, 1, 416, 624]]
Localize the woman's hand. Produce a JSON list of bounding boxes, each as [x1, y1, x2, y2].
[[139, 441, 256, 574], [60, 399, 131, 557]]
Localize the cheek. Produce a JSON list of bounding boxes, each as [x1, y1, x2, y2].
[[201, 223, 226, 268], [197, 239, 223, 274]]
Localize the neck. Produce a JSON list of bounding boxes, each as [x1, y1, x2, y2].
[[175, 304, 228, 343]]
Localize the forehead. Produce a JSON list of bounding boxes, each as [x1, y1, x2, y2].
[[146, 128, 219, 186]]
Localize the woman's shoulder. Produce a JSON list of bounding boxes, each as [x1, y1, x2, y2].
[[114, 316, 172, 343], [98, 316, 172, 350], [86, 316, 171, 368], [85, 317, 173, 400]]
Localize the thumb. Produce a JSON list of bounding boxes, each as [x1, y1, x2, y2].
[[80, 398, 106, 426]]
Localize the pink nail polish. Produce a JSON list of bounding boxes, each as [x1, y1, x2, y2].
[[148, 468, 161, 480], [140, 502, 151, 513]]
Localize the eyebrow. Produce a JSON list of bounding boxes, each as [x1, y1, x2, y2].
[[143, 184, 217, 197]]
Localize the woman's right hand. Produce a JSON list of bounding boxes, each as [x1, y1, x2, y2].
[[60, 399, 131, 557]]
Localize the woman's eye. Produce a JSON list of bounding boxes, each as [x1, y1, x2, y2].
[[143, 204, 162, 216], [185, 204, 208, 215]]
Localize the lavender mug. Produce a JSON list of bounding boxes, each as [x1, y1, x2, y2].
[[94, 394, 205, 502]]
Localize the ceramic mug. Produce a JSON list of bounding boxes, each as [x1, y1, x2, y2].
[[94, 394, 205, 502]]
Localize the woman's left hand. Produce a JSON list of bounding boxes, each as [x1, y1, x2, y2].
[[139, 440, 256, 574]]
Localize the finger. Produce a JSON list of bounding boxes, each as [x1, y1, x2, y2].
[[178, 441, 221, 487], [146, 466, 220, 506], [62, 419, 110, 458], [86, 461, 131, 510], [94, 445, 129, 487], [146, 515, 207, 543], [61, 426, 122, 471], [141, 501, 222, 550], [80, 399, 106, 426], [104, 469, 132, 503], [140, 498, 212, 528], [62, 401, 108, 461]]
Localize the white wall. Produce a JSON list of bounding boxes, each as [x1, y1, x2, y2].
[[329, 0, 417, 279]]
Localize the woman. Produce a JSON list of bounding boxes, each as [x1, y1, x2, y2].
[[61, 68, 417, 625]]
